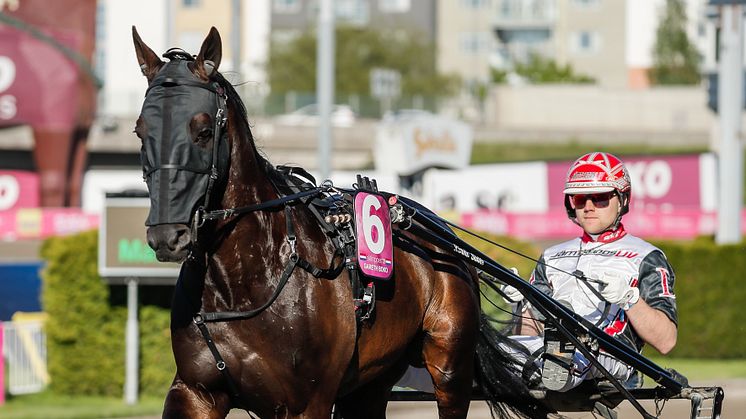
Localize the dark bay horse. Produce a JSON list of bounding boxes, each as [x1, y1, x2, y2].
[[133, 27, 547, 419]]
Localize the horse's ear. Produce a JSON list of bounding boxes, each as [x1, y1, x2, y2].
[[195, 27, 222, 79], [132, 26, 163, 82]]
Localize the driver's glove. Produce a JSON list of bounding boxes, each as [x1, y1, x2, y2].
[[592, 270, 640, 310], [500, 267, 524, 304]]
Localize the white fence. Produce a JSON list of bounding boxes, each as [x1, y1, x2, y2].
[[2, 320, 48, 395]]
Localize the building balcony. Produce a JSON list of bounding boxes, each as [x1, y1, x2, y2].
[[492, 0, 556, 29]]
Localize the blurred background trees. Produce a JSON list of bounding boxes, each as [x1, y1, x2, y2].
[[268, 26, 460, 98], [650, 0, 701, 85]]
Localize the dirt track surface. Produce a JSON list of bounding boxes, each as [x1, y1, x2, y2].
[[381, 380, 743, 418], [212, 379, 744, 418]]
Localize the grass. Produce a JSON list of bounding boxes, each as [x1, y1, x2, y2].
[[2, 358, 745, 418], [647, 356, 746, 382], [470, 140, 709, 165], [0, 392, 164, 419]]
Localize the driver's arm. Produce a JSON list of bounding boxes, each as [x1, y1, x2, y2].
[[626, 298, 677, 354], [515, 258, 552, 336], [627, 251, 678, 354]]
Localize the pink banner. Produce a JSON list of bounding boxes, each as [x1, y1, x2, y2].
[[0, 170, 40, 210], [460, 209, 746, 240], [548, 155, 703, 212], [0, 27, 80, 130], [0, 208, 98, 241]]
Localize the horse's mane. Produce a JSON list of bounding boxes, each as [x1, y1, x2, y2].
[[212, 72, 287, 186]]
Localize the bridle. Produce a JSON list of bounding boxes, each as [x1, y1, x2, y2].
[[143, 53, 335, 246], [141, 49, 228, 233]]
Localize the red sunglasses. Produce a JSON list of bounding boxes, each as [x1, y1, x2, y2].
[[570, 192, 616, 209]]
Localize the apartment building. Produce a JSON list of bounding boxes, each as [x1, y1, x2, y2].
[[96, 0, 270, 117], [437, 0, 711, 89], [436, 0, 498, 85], [92, 0, 714, 118], [270, 0, 436, 46], [554, 0, 627, 87]]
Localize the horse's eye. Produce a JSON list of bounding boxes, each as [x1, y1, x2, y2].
[[196, 128, 213, 144]]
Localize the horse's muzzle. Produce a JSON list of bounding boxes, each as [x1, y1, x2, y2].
[[147, 224, 192, 262]]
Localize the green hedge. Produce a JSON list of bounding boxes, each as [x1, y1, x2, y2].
[[39, 230, 744, 396], [460, 232, 541, 324], [653, 238, 746, 359], [41, 230, 175, 397]]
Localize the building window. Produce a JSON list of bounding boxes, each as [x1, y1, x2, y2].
[[273, 0, 301, 14], [182, 0, 201, 7], [379, 0, 410, 13], [571, 31, 600, 53], [499, 0, 512, 17], [498, 0, 553, 21], [337, 0, 369, 25], [462, 0, 490, 9], [460, 32, 490, 54], [573, 0, 600, 7]]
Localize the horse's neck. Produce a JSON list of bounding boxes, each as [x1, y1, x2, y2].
[[203, 124, 289, 299], [221, 122, 277, 211]]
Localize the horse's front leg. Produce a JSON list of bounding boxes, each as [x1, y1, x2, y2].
[[163, 374, 232, 419]]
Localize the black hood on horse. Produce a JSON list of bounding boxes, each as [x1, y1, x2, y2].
[[139, 55, 229, 227]]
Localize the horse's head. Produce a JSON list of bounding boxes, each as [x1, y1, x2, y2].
[[132, 26, 230, 262]]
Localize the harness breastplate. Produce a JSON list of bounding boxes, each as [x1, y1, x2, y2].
[[271, 166, 376, 324]]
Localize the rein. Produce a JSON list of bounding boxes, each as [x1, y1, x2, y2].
[[197, 187, 324, 223], [190, 186, 324, 246]]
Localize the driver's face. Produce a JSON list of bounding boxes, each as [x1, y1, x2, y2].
[[571, 192, 620, 234]]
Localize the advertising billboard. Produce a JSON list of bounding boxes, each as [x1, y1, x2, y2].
[[0, 171, 40, 210], [98, 196, 180, 281], [375, 114, 473, 176]]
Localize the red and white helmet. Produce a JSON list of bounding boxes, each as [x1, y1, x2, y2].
[[563, 152, 631, 219]]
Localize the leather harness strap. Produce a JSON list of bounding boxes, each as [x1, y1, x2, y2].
[[188, 185, 355, 406]]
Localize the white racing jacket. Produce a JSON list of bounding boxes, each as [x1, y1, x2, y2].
[[529, 224, 677, 352]]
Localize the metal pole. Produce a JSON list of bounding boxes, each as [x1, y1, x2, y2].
[[165, 0, 173, 47], [716, 4, 744, 244], [124, 277, 139, 405], [231, 0, 242, 76], [317, 0, 335, 181]]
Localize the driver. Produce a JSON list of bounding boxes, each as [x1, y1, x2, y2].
[[397, 152, 678, 393], [504, 151, 678, 391]]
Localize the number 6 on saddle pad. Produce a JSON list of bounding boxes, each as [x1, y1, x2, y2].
[[354, 191, 394, 280]]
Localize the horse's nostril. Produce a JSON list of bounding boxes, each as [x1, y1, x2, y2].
[[169, 226, 190, 250], [147, 234, 158, 251]]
